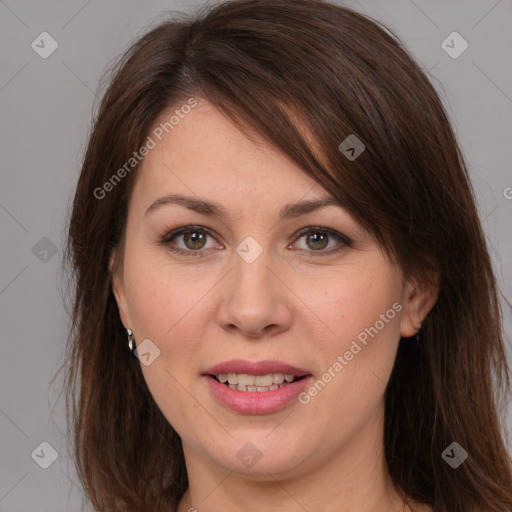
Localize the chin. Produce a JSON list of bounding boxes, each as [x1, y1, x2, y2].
[[204, 433, 314, 478]]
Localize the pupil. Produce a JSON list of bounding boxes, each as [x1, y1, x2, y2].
[[185, 231, 206, 249], [307, 232, 328, 250]]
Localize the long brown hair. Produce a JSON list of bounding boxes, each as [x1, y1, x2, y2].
[[63, 1, 512, 511]]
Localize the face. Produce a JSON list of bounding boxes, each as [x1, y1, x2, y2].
[[112, 99, 435, 480]]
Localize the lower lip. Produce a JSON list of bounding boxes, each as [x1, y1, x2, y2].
[[203, 375, 313, 414]]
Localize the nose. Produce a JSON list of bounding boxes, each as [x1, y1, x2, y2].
[[216, 247, 293, 339]]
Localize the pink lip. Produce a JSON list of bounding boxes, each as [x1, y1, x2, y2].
[[203, 359, 311, 377], [202, 359, 313, 415], [203, 374, 314, 414]]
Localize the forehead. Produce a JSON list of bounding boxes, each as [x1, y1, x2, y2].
[[131, 100, 328, 210]]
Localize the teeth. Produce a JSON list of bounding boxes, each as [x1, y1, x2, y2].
[[232, 383, 289, 392], [238, 374, 256, 386], [217, 372, 297, 386], [255, 374, 273, 386], [272, 374, 284, 384]]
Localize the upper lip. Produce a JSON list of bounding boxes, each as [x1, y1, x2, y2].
[[203, 359, 311, 377]]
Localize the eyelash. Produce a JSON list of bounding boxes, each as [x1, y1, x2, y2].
[[159, 225, 352, 259]]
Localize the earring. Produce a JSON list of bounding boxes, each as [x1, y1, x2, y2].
[[416, 323, 422, 342], [127, 328, 136, 354]]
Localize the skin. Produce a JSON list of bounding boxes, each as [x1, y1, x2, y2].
[[111, 99, 438, 512]]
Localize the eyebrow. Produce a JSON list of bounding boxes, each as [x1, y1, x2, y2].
[[144, 193, 343, 221]]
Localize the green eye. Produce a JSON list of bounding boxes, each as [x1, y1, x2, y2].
[[182, 230, 207, 250], [304, 231, 329, 250], [160, 226, 219, 257], [293, 227, 351, 256], [160, 225, 352, 259]]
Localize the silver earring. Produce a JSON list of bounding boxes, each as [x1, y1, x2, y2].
[[416, 323, 422, 342], [127, 328, 136, 354]]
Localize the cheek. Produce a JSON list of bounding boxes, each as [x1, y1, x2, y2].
[[121, 249, 221, 431], [298, 261, 403, 353], [123, 242, 219, 341], [295, 264, 403, 420]]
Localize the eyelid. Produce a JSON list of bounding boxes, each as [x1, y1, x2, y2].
[[292, 226, 352, 247], [289, 226, 352, 257], [159, 225, 223, 257], [160, 225, 219, 244]]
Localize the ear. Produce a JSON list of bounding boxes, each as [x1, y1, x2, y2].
[[400, 276, 440, 338], [110, 250, 133, 329]]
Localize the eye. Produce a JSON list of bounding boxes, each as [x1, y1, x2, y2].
[[160, 226, 222, 256], [159, 225, 352, 258], [291, 227, 352, 257]]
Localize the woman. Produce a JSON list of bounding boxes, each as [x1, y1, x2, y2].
[[64, 1, 512, 511]]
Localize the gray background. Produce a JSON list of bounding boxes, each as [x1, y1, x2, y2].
[[0, 0, 511, 510]]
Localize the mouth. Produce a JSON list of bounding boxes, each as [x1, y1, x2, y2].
[[201, 360, 313, 414]]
